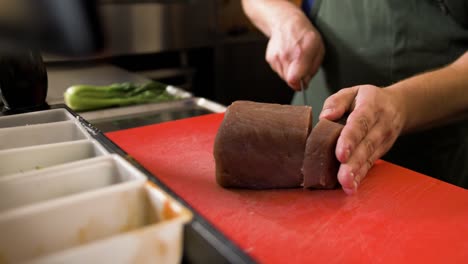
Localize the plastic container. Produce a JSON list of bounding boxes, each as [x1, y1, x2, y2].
[[0, 108, 74, 128], [0, 156, 191, 264], [0, 107, 251, 264], [0, 155, 144, 212], [0, 121, 89, 150], [0, 140, 108, 178], [28, 181, 191, 264]]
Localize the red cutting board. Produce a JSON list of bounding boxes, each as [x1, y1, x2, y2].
[[107, 113, 468, 264]]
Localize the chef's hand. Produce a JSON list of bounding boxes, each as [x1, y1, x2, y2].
[[319, 85, 406, 195], [266, 17, 325, 90]]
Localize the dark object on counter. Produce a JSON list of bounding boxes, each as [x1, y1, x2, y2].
[[302, 119, 344, 189], [0, 50, 48, 112], [214, 101, 313, 189]]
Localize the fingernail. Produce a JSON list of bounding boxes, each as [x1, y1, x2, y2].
[[341, 146, 351, 161], [320, 108, 333, 118], [350, 172, 357, 188], [342, 172, 358, 195]]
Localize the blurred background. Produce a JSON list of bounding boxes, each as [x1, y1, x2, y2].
[[1, 0, 325, 131], [40, 0, 294, 106]]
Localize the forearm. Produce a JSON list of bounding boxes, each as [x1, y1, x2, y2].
[[387, 51, 468, 134], [241, 0, 309, 37]]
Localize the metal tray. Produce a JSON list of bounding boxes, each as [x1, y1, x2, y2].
[[79, 97, 226, 132], [0, 105, 253, 264]]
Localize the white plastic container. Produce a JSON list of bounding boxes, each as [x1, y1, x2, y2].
[[0, 109, 74, 128], [0, 159, 191, 264], [28, 183, 191, 264], [0, 155, 145, 212], [0, 121, 90, 150], [0, 140, 108, 178], [0, 108, 193, 264]]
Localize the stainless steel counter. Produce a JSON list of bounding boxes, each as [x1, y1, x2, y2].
[[45, 63, 225, 132]]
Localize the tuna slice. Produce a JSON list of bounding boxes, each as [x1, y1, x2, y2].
[[214, 101, 313, 189], [302, 119, 344, 189]]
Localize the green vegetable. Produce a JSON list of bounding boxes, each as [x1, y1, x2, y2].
[[64, 82, 178, 111]]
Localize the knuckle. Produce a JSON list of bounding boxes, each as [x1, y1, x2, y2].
[[362, 84, 374, 90], [382, 106, 394, 119], [265, 52, 275, 65], [326, 92, 341, 104], [364, 138, 375, 156], [360, 117, 370, 134], [322, 99, 336, 110], [278, 50, 290, 62], [337, 87, 351, 95], [347, 117, 368, 143]]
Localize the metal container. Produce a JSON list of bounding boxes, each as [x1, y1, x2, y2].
[[0, 109, 192, 264], [0, 106, 253, 264]]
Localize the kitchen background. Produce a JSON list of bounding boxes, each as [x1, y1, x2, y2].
[[44, 0, 295, 107]]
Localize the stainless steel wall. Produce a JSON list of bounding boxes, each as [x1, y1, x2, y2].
[[100, 0, 217, 56], [43, 0, 217, 61]]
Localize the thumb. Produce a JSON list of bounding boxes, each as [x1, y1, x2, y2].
[[320, 87, 358, 121]]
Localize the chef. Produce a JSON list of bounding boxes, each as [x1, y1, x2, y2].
[[241, 0, 468, 194]]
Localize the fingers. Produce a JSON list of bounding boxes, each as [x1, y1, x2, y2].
[[320, 87, 358, 121], [286, 34, 324, 89], [286, 48, 323, 89], [325, 86, 405, 195], [335, 105, 379, 163], [266, 29, 324, 90], [338, 115, 398, 195], [266, 41, 287, 82], [287, 60, 308, 90]]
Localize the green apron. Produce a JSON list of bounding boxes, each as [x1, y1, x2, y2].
[[299, 0, 468, 188]]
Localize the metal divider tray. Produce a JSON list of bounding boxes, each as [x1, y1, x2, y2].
[[0, 106, 253, 264], [79, 97, 227, 133]]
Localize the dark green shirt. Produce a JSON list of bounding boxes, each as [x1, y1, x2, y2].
[[309, 0, 468, 188]]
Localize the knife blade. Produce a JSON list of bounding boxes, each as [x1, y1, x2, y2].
[[300, 79, 308, 106]]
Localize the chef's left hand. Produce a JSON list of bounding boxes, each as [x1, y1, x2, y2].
[[319, 85, 406, 195]]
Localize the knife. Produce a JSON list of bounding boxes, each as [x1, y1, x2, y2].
[[300, 79, 308, 106]]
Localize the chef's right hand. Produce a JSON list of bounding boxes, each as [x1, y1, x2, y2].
[[266, 16, 325, 91]]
